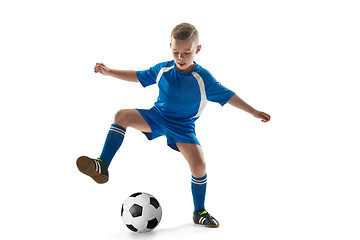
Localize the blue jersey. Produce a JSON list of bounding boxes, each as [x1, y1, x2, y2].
[[136, 60, 235, 122]]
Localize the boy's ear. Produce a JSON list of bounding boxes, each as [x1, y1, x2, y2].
[[196, 45, 202, 54]]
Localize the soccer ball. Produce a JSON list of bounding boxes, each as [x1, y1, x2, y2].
[[121, 192, 162, 233]]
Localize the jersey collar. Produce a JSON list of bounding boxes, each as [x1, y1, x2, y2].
[[173, 60, 198, 75]]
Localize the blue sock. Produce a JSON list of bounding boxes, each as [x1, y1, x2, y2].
[[99, 124, 126, 168], [191, 174, 207, 213]]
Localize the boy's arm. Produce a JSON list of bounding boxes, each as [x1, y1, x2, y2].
[[107, 69, 139, 82], [227, 94, 271, 122], [94, 63, 139, 82]]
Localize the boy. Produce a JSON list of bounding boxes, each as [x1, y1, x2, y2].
[[77, 23, 270, 228]]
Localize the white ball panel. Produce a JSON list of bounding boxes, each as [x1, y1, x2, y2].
[[131, 216, 147, 230], [121, 209, 133, 225], [142, 205, 156, 220], [138, 227, 152, 233], [134, 194, 150, 206], [155, 206, 162, 222]]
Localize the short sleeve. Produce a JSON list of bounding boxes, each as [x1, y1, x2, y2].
[[203, 71, 235, 106], [136, 62, 169, 88]]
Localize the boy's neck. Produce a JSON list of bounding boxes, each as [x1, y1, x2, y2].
[[177, 62, 195, 73]]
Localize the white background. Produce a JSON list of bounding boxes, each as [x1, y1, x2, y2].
[[1, 0, 359, 239]]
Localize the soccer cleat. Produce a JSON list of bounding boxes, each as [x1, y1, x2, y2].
[[193, 210, 220, 228], [76, 156, 109, 184]]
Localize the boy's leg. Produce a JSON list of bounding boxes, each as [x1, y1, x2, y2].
[[77, 109, 151, 183], [176, 143, 219, 227], [176, 143, 206, 178], [99, 109, 151, 167], [176, 143, 207, 212], [114, 109, 152, 132]]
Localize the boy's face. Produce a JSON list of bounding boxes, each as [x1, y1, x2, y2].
[[170, 38, 201, 73]]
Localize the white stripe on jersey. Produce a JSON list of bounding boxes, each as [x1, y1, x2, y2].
[[191, 71, 208, 119], [156, 66, 174, 83]]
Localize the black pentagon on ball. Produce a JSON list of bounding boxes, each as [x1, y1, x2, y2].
[[130, 192, 142, 198], [147, 218, 159, 229], [126, 224, 138, 232], [121, 204, 124, 216], [149, 197, 160, 209], [129, 204, 143, 217]]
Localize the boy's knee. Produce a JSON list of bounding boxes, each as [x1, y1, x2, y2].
[[114, 109, 131, 127], [192, 162, 206, 178]]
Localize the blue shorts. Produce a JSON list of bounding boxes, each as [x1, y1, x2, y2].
[[136, 107, 200, 151]]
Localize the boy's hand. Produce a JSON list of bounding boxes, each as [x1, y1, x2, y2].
[[252, 110, 271, 123], [94, 63, 110, 75]]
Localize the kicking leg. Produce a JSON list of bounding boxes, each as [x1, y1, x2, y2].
[[99, 109, 151, 167], [77, 109, 151, 183], [114, 109, 151, 132]]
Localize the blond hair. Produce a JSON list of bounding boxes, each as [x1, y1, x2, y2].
[[171, 22, 199, 45]]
